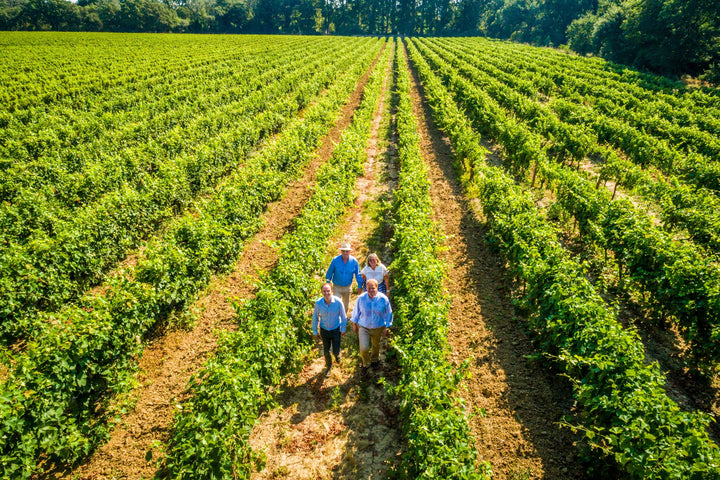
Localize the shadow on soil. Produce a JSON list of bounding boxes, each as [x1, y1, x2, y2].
[[405, 44, 607, 480]]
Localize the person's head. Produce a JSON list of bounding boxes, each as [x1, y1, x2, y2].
[[366, 279, 379, 298], [339, 242, 352, 260], [321, 282, 333, 301], [367, 253, 380, 268]]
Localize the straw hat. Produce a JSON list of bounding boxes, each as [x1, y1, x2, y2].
[[339, 243, 352, 251]]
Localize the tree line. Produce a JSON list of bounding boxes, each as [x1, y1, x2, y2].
[[0, 0, 718, 82]]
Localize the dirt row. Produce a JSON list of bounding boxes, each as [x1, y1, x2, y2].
[[58, 48, 384, 480], [578, 158, 720, 436], [57, 40, 600, 480], [403, 43, 587, 480], [247, 43, 401, 480], [247, 42, 589, 480], [536, 120, 720, 435]]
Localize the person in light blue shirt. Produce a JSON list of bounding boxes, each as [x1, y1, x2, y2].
[[312, 283, 347, 376], [325, 243, 363, 314], [350, 279, 392, 377]]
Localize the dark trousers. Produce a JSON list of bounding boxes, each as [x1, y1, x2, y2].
[[320, 327, 342, 367]]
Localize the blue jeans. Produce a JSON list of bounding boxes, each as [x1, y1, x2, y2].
[[320, 327, 342, 367]]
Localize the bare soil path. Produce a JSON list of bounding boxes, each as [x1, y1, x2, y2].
[[247, 45, 400, 480], [57, 52, 382, 480], [404, 43, 589, 480]]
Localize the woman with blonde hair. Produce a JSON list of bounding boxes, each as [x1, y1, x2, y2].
[[361, 253, 390, 296]]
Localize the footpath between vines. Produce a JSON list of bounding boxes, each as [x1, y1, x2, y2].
[[247, 40, 399, 480], [60, 44, 385, 480], [403, 41, 588, 480]]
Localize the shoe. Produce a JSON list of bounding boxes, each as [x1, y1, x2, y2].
[[371, 361, 381, 370], [325, 365, 332, 377], [335, 356, 341, 365], [360, 366, 369, 378]]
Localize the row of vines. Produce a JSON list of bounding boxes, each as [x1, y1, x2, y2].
[[390, 43, 490, 479], [406, 36, 720, 478], [0, 36, 368, 341], [0, 34, 383, 479], [412, 37, 720, 370], [4, 31, 720, 479], [157, 38, 393, 479]]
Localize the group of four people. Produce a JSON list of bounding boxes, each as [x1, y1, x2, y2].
[[312, 243, 392, 377]]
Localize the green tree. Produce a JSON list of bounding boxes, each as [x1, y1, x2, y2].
[[116, 0, 182, 31], [20, 0, 84, 30]]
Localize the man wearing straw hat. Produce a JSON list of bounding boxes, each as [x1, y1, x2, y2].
[[325, 242, 363, 315]]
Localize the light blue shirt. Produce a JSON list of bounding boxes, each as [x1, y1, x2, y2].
[[312, 295, 347, 335], [325, 255, 362, 288], [351, 292, 393, 329]]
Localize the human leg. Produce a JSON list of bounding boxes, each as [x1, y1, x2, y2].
[[333, 284, 351, 314], [320, 328, 333, 368], [358, 325, 371, 367], [330, 327, 341, 364], [368, 327, 384, 364]]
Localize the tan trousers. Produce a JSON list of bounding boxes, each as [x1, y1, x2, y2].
[[333, 284, 351, 314], [358, 325, 384, 367]]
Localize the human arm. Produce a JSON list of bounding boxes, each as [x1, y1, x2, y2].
[[339, 301, 348, 335], [325, 259, 335, 284], [354, 259, 363, 293], [382, 296, 393, 336], [350, 297, 361, 333], [312, 303, 320, 337]]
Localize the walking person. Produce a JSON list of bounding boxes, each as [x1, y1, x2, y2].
[[361, 253, 390, 297], [350, 279, 392, 377], [312, 283, 347, 376], [325, 242, 363, 315]]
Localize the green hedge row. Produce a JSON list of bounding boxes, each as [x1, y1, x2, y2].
[[389, 42, 491, 480], [424, 38, 720, 257], [0, 39, 364, 342], [423, 38, 720, 258], [414, 37, 720, 371]]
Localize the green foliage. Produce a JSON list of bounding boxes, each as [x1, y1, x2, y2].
[[565, 12, 596, 54], [701, 61, 720, 86], [566, 0, 720, 76], [407, 36, 720, 479], [389, 43, 491, 480], [415, 37, 720, 369], [0, 37, 384, 479], [159, 40, 391, 479], [0, 35, 367, 342]]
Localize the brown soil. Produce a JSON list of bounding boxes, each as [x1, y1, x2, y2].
[[248, 45, 400, 480], [404, 43, 588, 480], [53, 48, 385, 480]]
